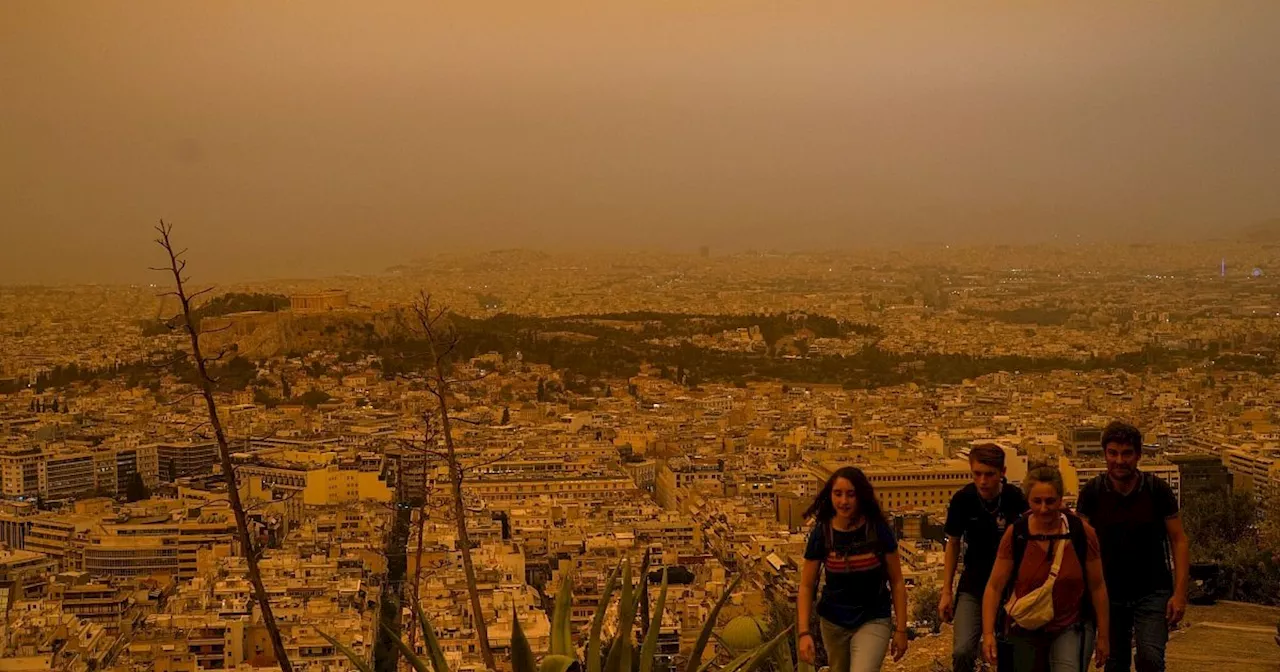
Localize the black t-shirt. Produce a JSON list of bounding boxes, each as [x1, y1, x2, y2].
[[1077, 471, 1179, 600], [944, 482, 1029, 596], [804, 519, 897, 629]]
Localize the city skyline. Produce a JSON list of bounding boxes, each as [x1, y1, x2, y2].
[[4, 2, 1280, 284]]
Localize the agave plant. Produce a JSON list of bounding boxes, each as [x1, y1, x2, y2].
[[324, 559, 787, 672]]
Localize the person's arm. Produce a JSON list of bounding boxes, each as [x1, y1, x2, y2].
[[797, 558, 820, 663], [940, 536, 962, 621], [1166, 515, 1190, 626], [1084, 522, 1111, 668], [982, 528, 1015, 665], [883, 551, 909, 661], [1075, 483, 1093, 524]]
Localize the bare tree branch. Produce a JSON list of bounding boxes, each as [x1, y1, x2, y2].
[[151, 220, 294, 672], [410, 292, 495, 670]]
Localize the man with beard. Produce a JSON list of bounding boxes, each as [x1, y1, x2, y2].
[[1077, 421, 1189, 672]]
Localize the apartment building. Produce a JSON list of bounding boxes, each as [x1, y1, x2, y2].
[[1, 442, 159, 502], [1223, 446, 1279, 505], [154, 441, 219, 481], [0, 445, 43, 499], [25, 513, 92, 570], [811, 461, 971, 513], [0, 548, 58, 598], [56, 582, 135, 627], [1166, 452, 1233, 496], [82, 534, 182, 578], [1073, 463, 1183, 504], [656, 459, 725, 510], [44, 450, 96, 501], [465, 475, 637, 507], [1060, 425, 1105, 458]]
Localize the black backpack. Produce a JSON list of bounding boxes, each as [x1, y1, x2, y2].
[[1005, 511, 1093, 623], [822, 519, 888, 569], [819, 519, 891, 603]]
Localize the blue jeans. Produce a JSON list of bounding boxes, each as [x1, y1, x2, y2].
[[1007, 623, 1093, 672], [820, 617, 892, 672], [953, 593, 1011, 671], [1106, 590, 1170, 672]]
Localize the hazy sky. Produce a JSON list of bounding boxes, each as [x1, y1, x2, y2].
[[3, 2, 1279, 284]]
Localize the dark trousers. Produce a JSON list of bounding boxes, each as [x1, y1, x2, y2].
[[1105, 591, 1170, 672]]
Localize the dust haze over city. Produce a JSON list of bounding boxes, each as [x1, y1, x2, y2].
[[2, 3, 1280, 672]]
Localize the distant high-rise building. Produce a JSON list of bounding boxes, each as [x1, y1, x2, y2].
[[1166, 453, 1232, 497], [155, 441, 219, 481], [1060, 426, 1104, 458], [0, 446, 44, 499]]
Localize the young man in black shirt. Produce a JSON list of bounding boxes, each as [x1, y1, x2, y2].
[[940, 444, 1029, 672], [1077, 421, 1189, 672]]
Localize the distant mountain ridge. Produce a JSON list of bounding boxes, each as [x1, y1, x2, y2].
[[1238, 218, 1280, 243]]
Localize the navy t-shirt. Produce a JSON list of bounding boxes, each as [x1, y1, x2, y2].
[[944, 482, 1029, 596], [804, 519, 897, 629]]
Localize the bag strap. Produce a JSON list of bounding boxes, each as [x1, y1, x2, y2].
[[1046, 532, 1068, 578]]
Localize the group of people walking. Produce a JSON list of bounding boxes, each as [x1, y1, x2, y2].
[[796, 421, 1189, 672]]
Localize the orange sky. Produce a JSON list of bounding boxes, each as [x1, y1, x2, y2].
[[2, 1, 1278, 283]]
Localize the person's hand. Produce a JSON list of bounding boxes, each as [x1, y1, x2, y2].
[[982, 632, 999, 665], [798, 633, 816, 665], [939, 589, 955, 623], [1094, 635, 1110, 668], [890, 628, 908, 661], [1166, 592, 1187, 627]]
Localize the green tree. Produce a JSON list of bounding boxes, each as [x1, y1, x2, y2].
[[298, 389, 332, 408], [1183, 490, 1257, 563], [1183, 489, 1280, 604], [910, 581, 942, 634], [253, 387, 281, 408]]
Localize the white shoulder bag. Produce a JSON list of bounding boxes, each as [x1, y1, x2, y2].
[[1004, 514, 1068, 631]]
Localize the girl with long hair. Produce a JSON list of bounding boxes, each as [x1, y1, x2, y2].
[[797, 466, 909, 672]]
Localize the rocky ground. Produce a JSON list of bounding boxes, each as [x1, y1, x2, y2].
[[879, 600, 1280, 672]]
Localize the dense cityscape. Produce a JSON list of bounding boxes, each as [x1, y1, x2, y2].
[[1, 238, 1279, 671], [6, 3, 1280, 671]]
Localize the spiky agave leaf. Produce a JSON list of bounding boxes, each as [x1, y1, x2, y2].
[[551, 570, 576, 658], [773, 627, 794, 672], [602, 559, 635, 672], [512, 606, 538, 672], [318, 629, 374, 672], [637, 569, 668, 672], [794, 626, 813, 672], [380, 622, 431, 672], [723, 628, 794, 672], [540, 655, 581, 672], [587, 561, 622, 672], [684, 572, 746, 672], [414, 600, 451, 672]]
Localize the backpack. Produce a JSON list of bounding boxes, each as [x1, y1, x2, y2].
[[822, 519, 888, 568], [1004, 511, 1093, 626], [819, 519, 890, 601]]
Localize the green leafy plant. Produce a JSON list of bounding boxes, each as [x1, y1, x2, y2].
[[325, 560, 783, 672]]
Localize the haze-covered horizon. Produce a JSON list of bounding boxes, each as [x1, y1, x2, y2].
[[4, 1, 1280, 284]]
